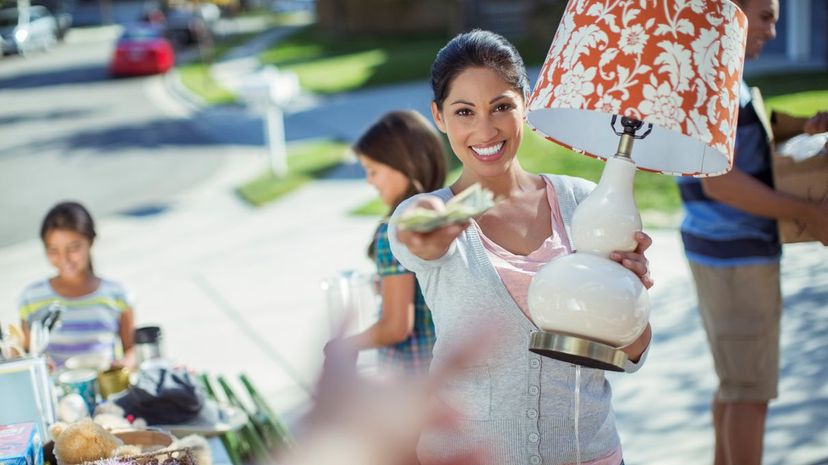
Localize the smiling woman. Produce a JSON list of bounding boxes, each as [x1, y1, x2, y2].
[[388, 30, 654, 465], [17, 201, 136, 371]]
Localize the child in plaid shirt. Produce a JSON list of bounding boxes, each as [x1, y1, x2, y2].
[[325, 110, 447, 375]]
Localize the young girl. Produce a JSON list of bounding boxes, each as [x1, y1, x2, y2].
[[389, 31, 653, 464], [326, 110, 447, 376], [18, 201, 136, 370]]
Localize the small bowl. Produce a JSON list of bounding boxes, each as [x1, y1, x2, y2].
[[97, 367, 131, 399], [114, 429, 175, 453]]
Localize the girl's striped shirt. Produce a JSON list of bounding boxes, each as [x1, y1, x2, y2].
[[18, 278, 132, 367]]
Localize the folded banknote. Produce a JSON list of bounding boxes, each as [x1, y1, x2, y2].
[[393, 183, 496, 232]]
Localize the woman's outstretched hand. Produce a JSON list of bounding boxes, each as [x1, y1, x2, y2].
[[610, 231, 654, 289], [395, 196, 469, 261]]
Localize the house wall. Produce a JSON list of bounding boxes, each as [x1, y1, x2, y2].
[[810, 0, 826, 62], [315, 0, 456, 35], [763, 0, 826, 62], [314, 0, 565, 41]]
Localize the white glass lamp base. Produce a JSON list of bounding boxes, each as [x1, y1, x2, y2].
[[527, 252, 650, 347], [526, 155, 649, 371]]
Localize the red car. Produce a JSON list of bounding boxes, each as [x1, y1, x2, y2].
[[110, 23, 174, 76]]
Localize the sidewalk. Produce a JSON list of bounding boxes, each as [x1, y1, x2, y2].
[[1, 23, 827, 465]]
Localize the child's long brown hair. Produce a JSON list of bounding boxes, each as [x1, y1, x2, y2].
[[354, 110, 448, 257]]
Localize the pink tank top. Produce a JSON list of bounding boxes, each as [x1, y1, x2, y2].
[[477, 177, 624, 465], [475, 177, 571, 319]]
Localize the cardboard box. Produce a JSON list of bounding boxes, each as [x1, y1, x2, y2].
[[772, 152, 828, 243], [751, 87, 827, 244], [0, 422, 43, 465]]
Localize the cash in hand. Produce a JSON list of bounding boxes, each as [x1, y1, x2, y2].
[[394, 183, 496, 232]]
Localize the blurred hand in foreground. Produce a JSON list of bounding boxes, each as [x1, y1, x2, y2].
[[279, 325, 496, 465]]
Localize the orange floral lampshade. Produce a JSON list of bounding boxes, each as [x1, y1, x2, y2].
[[527, 0, 748, 177]]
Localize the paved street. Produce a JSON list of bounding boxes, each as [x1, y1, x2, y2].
[[0, 24, 232, 247]]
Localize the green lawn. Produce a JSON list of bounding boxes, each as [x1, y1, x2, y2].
[[256, 26, 550, 96], [258, 26, 448, 94], [751, 70, 828, 116], [236, 9, 312, 25], [350, 197, 387, 216], [236, 139, 349, 206], [176, 31, 260, 105], [187, 16, 828, 110], [177, 62, 238, 105], [178, 20, 546, 102]]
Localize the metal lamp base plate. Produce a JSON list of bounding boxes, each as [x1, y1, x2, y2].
[[529, 331, 627, 372]]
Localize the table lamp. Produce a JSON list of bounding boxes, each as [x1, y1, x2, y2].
[[525, 0, 748, 370]]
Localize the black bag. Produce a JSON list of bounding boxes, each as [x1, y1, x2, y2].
[[113, 366, 205, 425]]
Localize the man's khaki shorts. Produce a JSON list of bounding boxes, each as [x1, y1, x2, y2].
[[689, 261, 782, 402]]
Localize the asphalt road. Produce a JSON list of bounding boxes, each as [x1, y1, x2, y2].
[[0, 22, 228, 247]]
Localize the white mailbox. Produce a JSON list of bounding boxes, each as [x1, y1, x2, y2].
[[240, 66, 300, 178]]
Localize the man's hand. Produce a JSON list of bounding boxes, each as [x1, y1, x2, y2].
[[609, 232, 655, 289], [804, 202, 828, 246], [804, 112, 828, 135]]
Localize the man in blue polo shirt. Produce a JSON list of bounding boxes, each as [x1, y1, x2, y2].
[[678, 1, 828, 464]]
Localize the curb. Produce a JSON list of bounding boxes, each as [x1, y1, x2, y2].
[[163, 69, 208, 114]]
